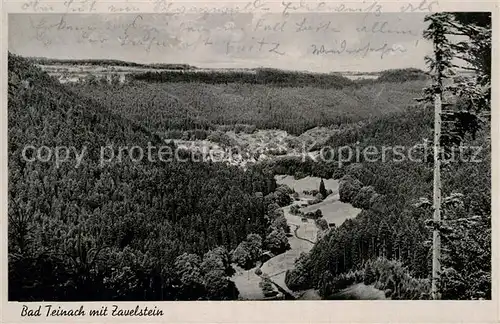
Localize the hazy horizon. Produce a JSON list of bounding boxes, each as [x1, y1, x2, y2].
[[17, 53, 428, 75], [9, 13, 432, 73]]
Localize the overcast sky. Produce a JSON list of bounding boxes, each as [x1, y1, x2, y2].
[[9, 13, 431, 72]]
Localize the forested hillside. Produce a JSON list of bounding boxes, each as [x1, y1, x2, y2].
[[285, 12, 491, 300], [69, 77, 427, 136], [131, 68, 355, 89], [8, 53, 285, 301], [8, 11, 489, 302], [285, 105, 490, 299]]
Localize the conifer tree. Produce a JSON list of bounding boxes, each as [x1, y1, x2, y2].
[[420, 12, 491, 300], [319, 179, 327, 199]]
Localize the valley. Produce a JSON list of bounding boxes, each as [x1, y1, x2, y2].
[[166, 129, 328, 169], [233, 175, 361, 300], [8, 16, 491, 303]]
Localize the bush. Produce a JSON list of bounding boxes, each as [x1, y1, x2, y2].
[[339, 175, 363, 203], [289, 205, 302, 215], [285, 253, 312, 291], [193, 129, 208, 140], [367, 258, 430, 300], [318, 258, 430, 300], [277, 184, 293, 195], [328, 270, 363, 293], [363, 262, 376, 285], [332, 167, 345, 179], [206, 131, 237, 147], [274, 187, 293, 207], [369, 194, 388, 213], [265, 227, 290, 254], [303, 210, 322, 219], [307, 198, 321, 205], [272, 215, 290, 234], [294, 171, 307, 179], [231, 242, 253, 269], [259, 276, 276, 297], [203, 270, 239, 300], [165, 129, 184, 139], [352, 186, 376, 209], [267, 203, 281, 217], [315, 218, 329, 231]]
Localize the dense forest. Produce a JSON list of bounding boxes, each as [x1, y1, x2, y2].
[[8, 11, 490, 302], [8, 54, 294, 301], [69, 73, 426, 136], [131, 68, 356, 89], [103, 66, 428, 88], [284, 106, 490, 299], [285, 12, 491, 300]]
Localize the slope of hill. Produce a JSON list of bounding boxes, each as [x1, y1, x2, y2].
[[284, 105, 491, 300], [132, 68, 356, 89], [28, 55, 428, 136], [8, 53, 279, 301], [69, 78, 428, 136]]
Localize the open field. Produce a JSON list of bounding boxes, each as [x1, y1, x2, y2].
[[277, 175, 361, 226], [231, 266, 265, 300], [301, 194, 362, 226], [276, 175, 339, 196]]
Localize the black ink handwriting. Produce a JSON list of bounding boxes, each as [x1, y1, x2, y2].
[[311, 40, 407, 59]]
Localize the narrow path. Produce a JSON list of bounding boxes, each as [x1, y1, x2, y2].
[[268, 270, 287, 278], [290, 224, 316, 244], [234, 176, 360, 300]]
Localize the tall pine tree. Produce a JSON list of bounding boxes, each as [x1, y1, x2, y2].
[[319, 179, 327, 198]]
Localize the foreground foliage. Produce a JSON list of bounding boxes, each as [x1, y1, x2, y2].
[[8, 54, 279, 301], [285, 12, 491, 300]]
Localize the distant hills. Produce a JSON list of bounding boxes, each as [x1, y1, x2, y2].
[[29, 56, 430, 85], [28, 56, 196, 70]]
